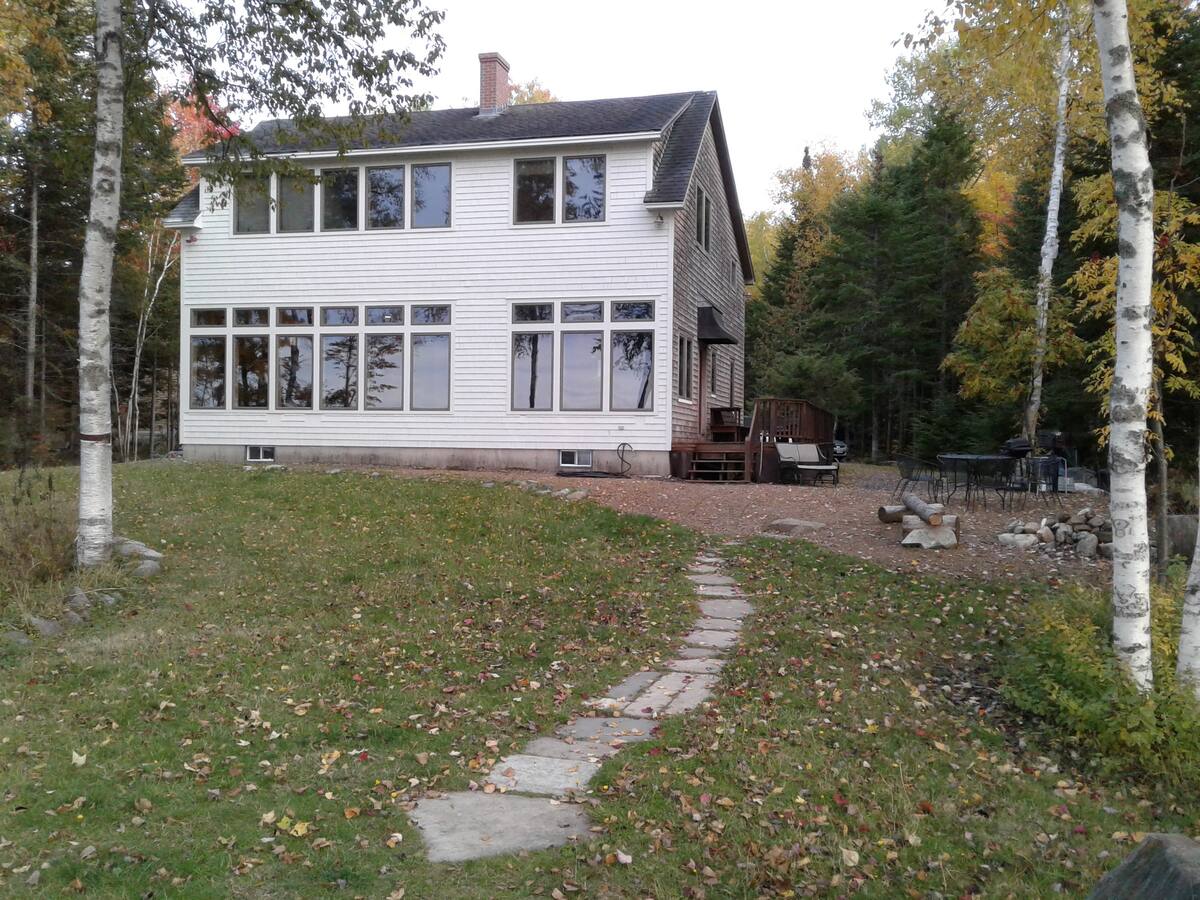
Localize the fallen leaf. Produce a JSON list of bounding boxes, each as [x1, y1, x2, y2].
[[841, 847, 860, 867], [72, 750, 87, 767]]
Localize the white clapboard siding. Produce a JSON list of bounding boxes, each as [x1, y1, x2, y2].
[[179, 140, 675, 453]]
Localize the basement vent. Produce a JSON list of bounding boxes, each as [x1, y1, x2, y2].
[[245, 445, 276, 463], [558, 449, 593, 469]]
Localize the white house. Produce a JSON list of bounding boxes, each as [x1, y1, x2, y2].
[[166, 52, 752, 475]]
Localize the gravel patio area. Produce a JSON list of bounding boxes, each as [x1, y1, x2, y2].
[[341, 462, 1112, 584]]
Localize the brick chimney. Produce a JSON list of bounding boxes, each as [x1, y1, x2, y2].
[[478, 52, 510, 116]]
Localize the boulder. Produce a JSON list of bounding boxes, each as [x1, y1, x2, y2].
[[998, 533, 1039, 549], [113, 538, 150, 558], [900, 525, 958, 550], [1037, 526, 1055, 544], [132, 559, 161, 578], [1076, 532, 1100, 559], [1088, 516, 1107, 528], [63, 610, 86, 626], [1054, 523, 1073, 544], [1090, 833, 1200, 899], [1022, 522, 1041, 535], [27, 616, 63, 637]]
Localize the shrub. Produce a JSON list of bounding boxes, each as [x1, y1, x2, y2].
[[0, 467, 74, 600], [1002, 576, 1200, 790]]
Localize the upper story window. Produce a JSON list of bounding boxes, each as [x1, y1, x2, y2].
[[367, 166, 405, 229], [412, 304, 451, 325], [563, 155, 605, 222], [235, 176, 270, 234], [514, 158, 555, 224], [513, 303, 554, 323], [412, 163, 451, 228], [695, 186, 711, 251], [321, 169, 359, 231], [278, 174, 314, 233]]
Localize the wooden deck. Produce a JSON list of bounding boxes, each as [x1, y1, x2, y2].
[[671, 441, 750, 482]]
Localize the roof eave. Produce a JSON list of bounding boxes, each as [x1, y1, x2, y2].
[[183, 129, 664, 166]]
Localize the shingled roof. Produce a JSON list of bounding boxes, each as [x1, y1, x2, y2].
[[172, 91, 751, 279]]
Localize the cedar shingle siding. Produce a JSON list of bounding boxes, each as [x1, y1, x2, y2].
[[672, 123, 746, 440]]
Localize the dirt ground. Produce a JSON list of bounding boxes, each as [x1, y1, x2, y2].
[[331, 461, 1111, 586]]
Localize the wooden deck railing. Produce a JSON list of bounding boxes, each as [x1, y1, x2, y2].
[[744, 397, 836, 483]]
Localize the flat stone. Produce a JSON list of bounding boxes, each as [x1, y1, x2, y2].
[[2, 630, 32, 648], [683, 628, 739, 650], [623, 672, 692, 717], [998, 533, 1038, 549], [687, 564, 718, 575], [697, 617, 741, 632], [695, 555, 724, 564], [664, 674, 719, 715], [677, 645, 720, 659], [408, 791, 591, 862], [687, 573, 737, 586], [486, 754, 598, 795], [699, 598, 753, 618], [27, 616, 63, 637], [523, 737, 621, 762], [556, 716, 657, 746], [565, 490, 589, 502], [766, 518, 826, 535], [603, 670, 662, 701], [900, 525, 959, 550], [1090, 833, 1200, 899], [695, 584, 741, 597], [132, 559, 161, 578], [666, 657, 725, 674]]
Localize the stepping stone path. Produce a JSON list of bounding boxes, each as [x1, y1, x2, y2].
[[408, 548, 752, 863]]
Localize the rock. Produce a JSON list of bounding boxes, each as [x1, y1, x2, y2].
[[1022, 522, 1041, 535], [325, 468, 343, 475], [1090, 833, 1200, 899], [1054, 523, 1073, 544], [66, 587, 93, 613], [1089, 516, 1107, 528], [1037, 526, 1055, 543], [998, 533, 1039, 549], [28, 616, 63, 637], [2, 630, 32, 648], [765, 518, 826, 535], [132, 559, 161, 578], [1075, 524, 1093, 533], [1006, 519, 1022, 532], [1057, 511, 1072, 524], [900, 525, 959, 550], [1077, 532, 1100, 559], [114, 539, 150, 558], [1163, 515, 1198, 562], [1099, 542, 1114, 560], [565, 490, 588, 502], [63, 610, 86, 626], [553, 488, 572, 497], [481, 481, 496, 488], [96, 592, 120, 607]]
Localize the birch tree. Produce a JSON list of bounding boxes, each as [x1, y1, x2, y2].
[[1091, 0, 1155, 691], [1177, 448, 1200, 696], [74, 0, 124, 566], [1023, 0, 1074, 440]]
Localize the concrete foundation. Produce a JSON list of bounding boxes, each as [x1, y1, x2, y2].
[[183, 444, 671, 477]]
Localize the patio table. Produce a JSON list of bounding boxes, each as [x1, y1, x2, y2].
[[936, 453, 1018, 510]]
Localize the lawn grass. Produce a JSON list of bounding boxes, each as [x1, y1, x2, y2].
[[573, 539, 1199, 898], [4, 465, 1196, 898], [0, 462, 699, 897]]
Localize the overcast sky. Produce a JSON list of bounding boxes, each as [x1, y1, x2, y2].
[[412, 0, 938, 214]]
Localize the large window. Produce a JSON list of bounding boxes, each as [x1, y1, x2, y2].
[[321, 169, 358, 231], [277, 175, 314, 233], [561, 331, 603, 411], [190, 336, 226, 409], [235, 176, 270, 234], [321, 335, 358, 409], [512, 333, 553, 410], [412, 163, 451, 228], [367, 166, 405, 229], [276, 335, 314, 408], [365, 334, 404, 409], [514, 158, 555, 224], [611, 332, 653, 411], [563, 155, 605, 222], [411, 333, 450, 409], [234, 336, 269, 408]]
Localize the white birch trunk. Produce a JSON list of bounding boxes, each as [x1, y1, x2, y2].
[[26, 168, 39, 406], [75, 0, 124, 567], [1092, 0, 1155, 692], [123, 226, 178, 461], [1024, 3, 1073, 442], [1176, 448, 1200, 695]]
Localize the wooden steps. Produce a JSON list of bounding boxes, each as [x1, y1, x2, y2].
[[674, 442, 749, 482]]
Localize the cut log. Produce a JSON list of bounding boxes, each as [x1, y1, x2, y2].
[[900, 525, 958, 550], [902, 494, 943, 526], [878, 505, 906, 524]]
